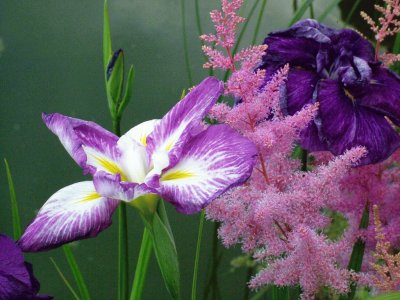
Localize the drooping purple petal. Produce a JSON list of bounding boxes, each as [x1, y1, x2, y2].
[[157, 125, 257, 214], [145, 77, 224, 180], [93, 171, 157, 202], [42, 113, 120, 175], [262, 19, 333, 70], [318, 80, 400, 165], [0, 235, 53, 299], [18, 181, 119, 252], [331, 29, 375, 63], [353, 66, 400, 126]]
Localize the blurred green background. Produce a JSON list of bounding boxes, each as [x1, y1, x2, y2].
[[0, 0, 369, 299]]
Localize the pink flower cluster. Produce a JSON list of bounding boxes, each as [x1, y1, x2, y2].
[[201, 0, 400, 298]]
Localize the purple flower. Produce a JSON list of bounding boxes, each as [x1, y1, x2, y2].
[[0, 234, 52, 299], [19, 77, 257, 252], [260, 19, 400, 165]]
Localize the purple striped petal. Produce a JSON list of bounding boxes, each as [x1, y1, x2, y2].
[[146, 77, 224, 179], [18, 181, 119, 252], [93, 171, 156, 202], [157, 125, 257, 214], [354, 66, 400, 126], [318, 80, 400, 165], [42, 113, 120, 175]]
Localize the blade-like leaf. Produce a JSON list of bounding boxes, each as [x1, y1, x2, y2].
[[50, 257, 81, 300], [4, 159, 22, 240], [317, 0, 341, 22], [130, 228, 153, 300], [103, 0, 112, 71], [117, 64, 135, 117], [63, 245, 91, 300], [151, 212, 180, 299], [369, 292, 400, 300], [289, 0, 314, 26]]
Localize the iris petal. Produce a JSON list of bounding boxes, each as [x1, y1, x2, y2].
[[318, 80, 400, 165], [157, 125, 257, 214], [146, 77, 223, 180], [354, 66, 400, 126], [18, 181, 119, 252], [42, 113, 120, 175]]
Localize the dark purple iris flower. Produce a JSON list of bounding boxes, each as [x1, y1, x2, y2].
[[0, 234, 52, 300], [260, 19, 400, 165]]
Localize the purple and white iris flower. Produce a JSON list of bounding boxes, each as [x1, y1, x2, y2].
[[0, 234, 52, 299], [19, 77, 257, 252], [260, 19, 400, 165]]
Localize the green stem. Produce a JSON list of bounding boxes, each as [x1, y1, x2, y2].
[[191, 210, 205, 300], [130, 228, 153, 300], [339, 204, 370, 300], [113, 118, 129, 300], [344, 0, 361, 24], [63, 245, 91, 300], [301, 149, 308, 172], [180, 0, 193, 86], [309, 3, 314, 19], [252, 0, 268, 45], [244, 265, 254, 300], [204, 222, 222, 299]]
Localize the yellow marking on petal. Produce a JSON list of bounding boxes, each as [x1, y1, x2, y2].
[[344, 88, 356, 102], [162, 170, 195, 181], [79, 192, 101, 203], [140, 135, 147, 146], [88, 153, 127, 181]]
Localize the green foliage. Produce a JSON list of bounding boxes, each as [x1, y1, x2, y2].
[[63, 245, 91, 300], [318, 0, 341, 22], [50, 258, 81, 300], [130, 228, 153, 300], [289, 0, 314, 26], [4, 159, 22, 240], [369, 292, 400, 300]]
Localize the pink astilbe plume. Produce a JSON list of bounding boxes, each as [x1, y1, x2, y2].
[[370, 205, 400, 292], [361, 0, 400, 62], [202, 0, 400, 298]]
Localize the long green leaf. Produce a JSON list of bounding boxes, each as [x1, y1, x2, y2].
[[250, 286, 269, 300], [151, 212, 180, 299], [106, 49, 124, 106], [344, 0, 361, 24], [63, 245, 91, 300], [369, 292, 400, 300], [180, 0, 192, 86], [130, 228, 153, 300], [317, 0, 341, 22], [117, 65, 135, 117], [50, 258, 81, 300], [289, 0, 314, 26], [252, 0, 268, 45], [191, 210, 205, 300], [4, 159, 22, 240], [103, 0, 112, 71], [340, 205, 369, 300]]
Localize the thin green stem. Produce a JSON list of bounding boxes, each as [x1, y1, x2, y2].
[[301, 149, 308, 172], [130, 228, 153, 300], [180, 0, 193, 86], [317, 0, 341, 22], [63, 245, 91, 300], [345, 0, 361, 24], [293, 0, 298, 12], [50, 258, 81, 300], [195, 0, 213, 77], [252, 0, 268, 45], [4, 159, 22, 240], [191, 210, 205, 300], [204, 222, 222, 299], [309, 3, 314, 19], [113, 118, 129, 300], [339, 204, 370, 300], [243, 265, 254, 300]]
